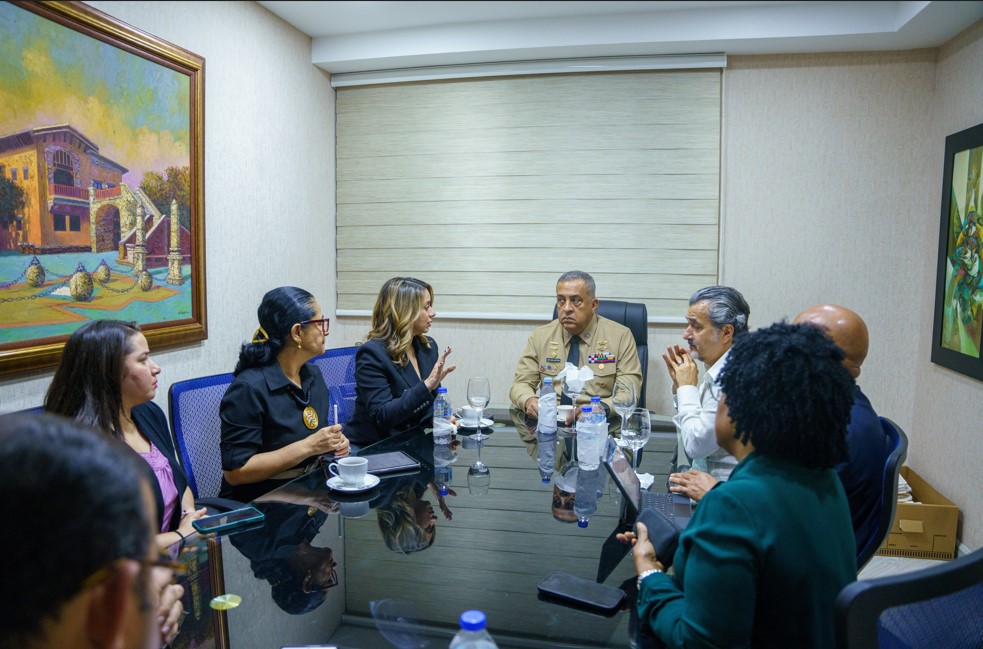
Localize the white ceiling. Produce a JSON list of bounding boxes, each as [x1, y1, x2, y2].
[[256, 1, 983, 74]]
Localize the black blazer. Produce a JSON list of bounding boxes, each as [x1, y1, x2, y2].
[[345, 336, 439, 445], [132, 400, 190, 533]]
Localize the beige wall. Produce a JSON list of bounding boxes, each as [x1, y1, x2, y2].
[[916, 20, 983, 550], [2, 3, 980, 548]]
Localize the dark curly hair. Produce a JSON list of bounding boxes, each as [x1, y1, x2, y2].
[[717, 321, 852, 469]]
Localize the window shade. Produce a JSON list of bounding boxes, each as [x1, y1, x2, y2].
[[336, 69, 720, 321]]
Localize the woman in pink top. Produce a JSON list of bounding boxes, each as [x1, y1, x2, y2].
[[45, 320, 206, 549]]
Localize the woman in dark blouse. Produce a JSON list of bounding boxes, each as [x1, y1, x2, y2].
[[220, 286, 349, 502], [344, 277, 455, 446], [45, 319, 207, 550]]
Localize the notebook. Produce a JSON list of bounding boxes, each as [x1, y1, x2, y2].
[[603, 437, 693, 527]]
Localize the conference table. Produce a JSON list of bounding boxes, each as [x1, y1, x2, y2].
[[168, 407, 677, 649]]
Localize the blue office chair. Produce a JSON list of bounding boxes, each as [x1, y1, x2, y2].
[[168, 372, 236, 500], [551, 300, 648, 407], [12, 406, 44, 415], [310, 345, 359, 425], [835, 548, 983, 648], [856, 417, 909, 571]]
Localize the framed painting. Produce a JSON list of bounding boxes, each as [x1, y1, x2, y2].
[[0, 1, 205, 376], [931, 122, 983, 381]]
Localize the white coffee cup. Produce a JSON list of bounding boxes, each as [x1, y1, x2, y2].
[[556, 404, 574, 423], [329, 456, 368, 486], [460, 406, 480, 424]]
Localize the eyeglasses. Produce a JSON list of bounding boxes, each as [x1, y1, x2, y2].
[[300, 317, 330, 336], [82, 552, 189, 590]]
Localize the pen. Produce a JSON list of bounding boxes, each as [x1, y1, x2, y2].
[[334, 404, 339, 426]]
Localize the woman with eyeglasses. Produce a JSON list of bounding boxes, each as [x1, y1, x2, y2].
[[44, 319, 208, 551], [344, 277, 456, 446], [220, 286, 350, 502]]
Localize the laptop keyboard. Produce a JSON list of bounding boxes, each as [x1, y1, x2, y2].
[[639, 491, 677, 519]]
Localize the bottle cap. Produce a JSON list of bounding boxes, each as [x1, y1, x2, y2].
[[541, 477, 551, 485], [439, 485, 448, 496], [460, 609, 487, 631], [590, 395, 601, 402], [582, 406, 592, 413], [437, 387, 447, 393], [578, 517, 589, 528]]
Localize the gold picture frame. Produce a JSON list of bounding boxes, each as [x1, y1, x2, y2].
[[0, 1, 206, 376]]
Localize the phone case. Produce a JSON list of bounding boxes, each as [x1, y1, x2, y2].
[[192, 506, 266, 535], [537, 571, 626, 614], [635, 508, 681, 568]]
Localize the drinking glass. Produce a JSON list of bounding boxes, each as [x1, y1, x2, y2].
[[621, 408, 651, 472], [612, 380, 637, 431], [467, 377, 491, 442], [467, 438, 490, 496]]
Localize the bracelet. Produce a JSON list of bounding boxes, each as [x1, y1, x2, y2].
[[175, 529, 186, 544], [637, 568, 663, 590]]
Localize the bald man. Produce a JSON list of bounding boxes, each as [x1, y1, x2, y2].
[[792, 304, 888, 555], [670, 304, 888, 556]]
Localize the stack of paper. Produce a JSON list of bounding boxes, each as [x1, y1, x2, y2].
[[897, 473, 914, 503]]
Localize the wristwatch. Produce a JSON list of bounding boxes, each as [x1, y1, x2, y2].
[[637, 568, 663, 590]]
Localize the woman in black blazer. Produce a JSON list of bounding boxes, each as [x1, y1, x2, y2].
[[345, 277, 456, 446], [45, 320, 207, 549]]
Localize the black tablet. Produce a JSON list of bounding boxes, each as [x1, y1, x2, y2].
[[361, 450, 421, 476]]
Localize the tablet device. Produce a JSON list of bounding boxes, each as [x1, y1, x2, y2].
[[537, 571, 625, 615], [361, 450, 421, 476], [635, 508, 681, 568]]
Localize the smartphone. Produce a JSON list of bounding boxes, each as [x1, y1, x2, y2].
[[192, 506, 265, 535]]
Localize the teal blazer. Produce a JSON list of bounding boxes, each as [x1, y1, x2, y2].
[[638, 453, 856, 648]]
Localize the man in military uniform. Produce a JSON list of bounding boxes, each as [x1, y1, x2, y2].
[[510, 271, 642, 424]]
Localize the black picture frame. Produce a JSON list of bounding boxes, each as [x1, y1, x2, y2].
[[931, 122, 983, 381]]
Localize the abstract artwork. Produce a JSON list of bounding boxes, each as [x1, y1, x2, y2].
[[932, 122, 983, 381]]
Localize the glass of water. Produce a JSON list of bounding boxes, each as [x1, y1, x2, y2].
[[621, 408, 651, 472], [467, 377, 491, 442], [612, 380, 637, 431]]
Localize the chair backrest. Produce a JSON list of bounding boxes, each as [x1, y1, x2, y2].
[[309, 346, 359, 425], [856, 417, 909, 571], [168, 372, 235, 499], [835, 548, 983, 648], [12, 406, 44, 415], [551, 299, 648, 407]]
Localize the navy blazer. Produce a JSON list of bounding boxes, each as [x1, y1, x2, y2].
[[132, 401, 190, 533], [345, 336, 440, 445]]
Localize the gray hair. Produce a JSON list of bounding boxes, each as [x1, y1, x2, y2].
[[690, 286, 750, 336], [557, 271, 595, 299]]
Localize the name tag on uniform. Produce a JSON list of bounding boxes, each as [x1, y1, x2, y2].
[[546, 357, 562, 363]]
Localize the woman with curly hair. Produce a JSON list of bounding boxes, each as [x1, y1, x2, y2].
[[345, 277, 456, 446], [619, 321, 857, 648]]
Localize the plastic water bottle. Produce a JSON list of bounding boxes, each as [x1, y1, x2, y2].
[[590, 395, 609, 461], [537, 377, 557, 436], [574, 466, 604, 528], [433, 387, 453, 444], [449, 610, 499, 649], [536, 428, 556, 484], [434, 465, 452, 497], [576, 406, 602, 470]]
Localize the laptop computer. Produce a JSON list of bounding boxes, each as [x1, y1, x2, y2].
[[602, 437, 693, 527]]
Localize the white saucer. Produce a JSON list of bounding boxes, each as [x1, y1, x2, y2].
[[326, 474, 380, 492], [458, 417, 493, 429]]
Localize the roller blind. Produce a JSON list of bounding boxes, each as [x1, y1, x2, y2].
[[336, 69, 720, 321]]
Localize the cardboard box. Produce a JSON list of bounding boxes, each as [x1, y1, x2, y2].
[[876, 466, 959, 560]]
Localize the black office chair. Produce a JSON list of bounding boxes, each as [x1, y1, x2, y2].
[[835, 548, 983, 648], [552, 299, 648, 407], [856, 417, 909, 571]]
